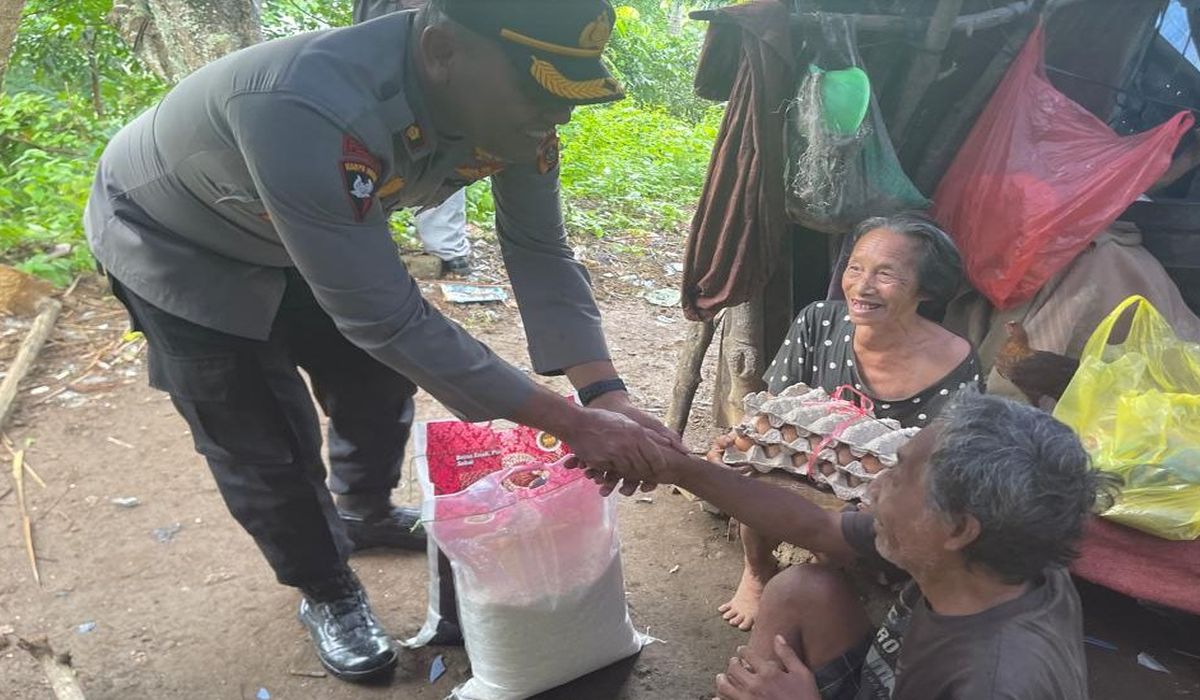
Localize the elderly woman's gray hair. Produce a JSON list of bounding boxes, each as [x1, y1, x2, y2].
[[925, 393, 1120, 584], [850, 212, 963, 311]]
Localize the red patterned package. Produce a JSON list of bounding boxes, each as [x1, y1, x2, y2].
[[403, 418, 571, 648]]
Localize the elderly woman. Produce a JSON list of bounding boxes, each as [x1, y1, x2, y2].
[[717, 212, 981, 630]]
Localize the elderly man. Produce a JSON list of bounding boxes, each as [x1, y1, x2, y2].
[[596, 393, 1116, 699], [85, 0, 672, 681]]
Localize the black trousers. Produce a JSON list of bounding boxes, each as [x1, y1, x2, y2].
[[111, 271, 417, 587]]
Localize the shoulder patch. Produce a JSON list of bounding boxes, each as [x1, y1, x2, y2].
[[342, 161, 378, 222], [341, 135, 380, 222], [342, 135, 378, 167]]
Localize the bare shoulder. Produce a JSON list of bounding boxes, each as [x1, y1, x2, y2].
[[924, 320, 973, 369]]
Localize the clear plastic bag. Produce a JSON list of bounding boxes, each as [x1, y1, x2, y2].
[[425, 459, 646, 699], [1054, 296, 1200, 540], [784, 15, 928, 234], [407, 419, 573, 648]]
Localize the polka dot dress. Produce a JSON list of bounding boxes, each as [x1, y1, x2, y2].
[[763, 301, 982, 428]]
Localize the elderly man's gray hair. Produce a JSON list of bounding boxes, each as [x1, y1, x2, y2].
[[927, 393, 1120, 584]]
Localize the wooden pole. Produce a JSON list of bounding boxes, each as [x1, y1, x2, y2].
[[690, 2, 1036, 36], [0, 298, 61, 432], [890, 0, 967, 147], [712, 299, 765, 428], [666, 319, 717, 436], [913, 15, 1040, 192]]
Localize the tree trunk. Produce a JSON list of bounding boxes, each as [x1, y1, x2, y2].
[[0, 0, 27, 89], [109, 0, 261, 83]]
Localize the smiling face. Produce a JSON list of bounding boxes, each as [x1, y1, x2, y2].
[[870, 426, 958, 576], [841, 228, 926, 327], [420, 21, 574, 163]]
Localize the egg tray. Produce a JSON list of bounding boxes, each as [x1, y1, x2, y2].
[[723, 382, 921, 502]]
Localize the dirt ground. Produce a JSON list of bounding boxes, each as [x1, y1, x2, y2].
[[2, 241, 1199, 698]]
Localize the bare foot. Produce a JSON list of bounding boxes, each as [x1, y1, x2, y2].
[[718, 567, 774, 630]]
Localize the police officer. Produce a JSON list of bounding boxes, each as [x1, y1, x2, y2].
[[85, 0, 676, 681]]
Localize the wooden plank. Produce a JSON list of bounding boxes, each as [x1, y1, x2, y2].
[[690, 2, 1035, 35], [0, 298, 62, 432]]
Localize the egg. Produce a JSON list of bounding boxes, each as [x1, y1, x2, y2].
[[847, 475, 862, 488], [764, 444, 782, 458], [791, 453, 807, 468], [836, 444, 854, 466], [781, 425, 799, 443], [820, 461, 836, 476], [754, 414, 771, 434], [733, 434, 754, 452], [862, 454, 884, 474]]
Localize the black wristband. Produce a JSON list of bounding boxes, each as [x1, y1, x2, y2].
[[578, 378, 627, 406]]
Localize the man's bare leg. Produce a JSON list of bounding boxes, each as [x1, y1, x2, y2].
[[746, 563, 873, 669], [719, 523, 782, 630]]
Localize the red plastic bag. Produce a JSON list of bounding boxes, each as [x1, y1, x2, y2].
[[931, 24, 1193, 310]]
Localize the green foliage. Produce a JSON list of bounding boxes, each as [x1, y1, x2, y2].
[[261, 0, 353, 38], [3, 0, 167, 285], [0, 90, 142, 286], [607, 3, 714, 123], [559, 101, 721, 236]]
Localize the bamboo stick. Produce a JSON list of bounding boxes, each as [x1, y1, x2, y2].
[[17, 637, 87, 700], [12, 448, 39, 586], [0, 298, 62, 432]]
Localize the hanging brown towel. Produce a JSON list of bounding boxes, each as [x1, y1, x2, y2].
[[683, 0, 795, 322]]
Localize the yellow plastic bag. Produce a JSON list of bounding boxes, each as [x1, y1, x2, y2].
[[1054, 295, 1200, 540]]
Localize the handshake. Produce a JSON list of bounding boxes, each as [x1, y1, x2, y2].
[[554, 392, 697, 497]]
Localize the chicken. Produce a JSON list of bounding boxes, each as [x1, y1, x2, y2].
[[994, 321, 1080, 406]]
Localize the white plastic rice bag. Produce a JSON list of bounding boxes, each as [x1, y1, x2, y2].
[[406, 419, 573, 648], [425, 458, 646, 699]]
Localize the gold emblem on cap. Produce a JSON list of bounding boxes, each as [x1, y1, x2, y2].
[[579, 13, 612, 50], [530, 56, 622, 101], [405, 124, 422, 142]]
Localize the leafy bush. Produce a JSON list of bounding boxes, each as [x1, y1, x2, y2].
[[0, 91, 123, 285], [558, 101, 721, 236], [607, 3, 714, 123]]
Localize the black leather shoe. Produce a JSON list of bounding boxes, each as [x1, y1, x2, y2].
[[340, 506, 427, 552], [441, 255, 473, 277], [298, 588, 397, 681]]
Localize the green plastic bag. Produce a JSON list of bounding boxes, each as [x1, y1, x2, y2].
[[1054, 295, 1200, 540], [783, 14, 929, 234]]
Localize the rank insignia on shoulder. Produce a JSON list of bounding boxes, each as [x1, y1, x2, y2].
[[402, 123, 427, 153], [537, 131, 560, 175], [377, 176, 407, 199]]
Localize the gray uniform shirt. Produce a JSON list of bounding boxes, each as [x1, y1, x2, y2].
[[84, 12, 608, 421]]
